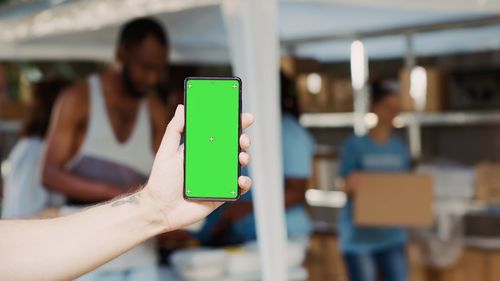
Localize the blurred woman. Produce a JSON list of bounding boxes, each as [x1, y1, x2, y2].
[[338, 81, 410, 281], [2, 79, 68, 219]]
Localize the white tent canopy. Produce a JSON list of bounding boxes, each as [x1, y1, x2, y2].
[[0, 0, 499, 62]]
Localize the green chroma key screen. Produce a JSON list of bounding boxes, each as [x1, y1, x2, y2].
[[184, 77, 241, 200]]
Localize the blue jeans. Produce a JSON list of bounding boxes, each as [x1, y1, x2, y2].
[[343, 244, 408, 281]]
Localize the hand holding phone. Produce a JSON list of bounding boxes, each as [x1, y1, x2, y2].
[[143, 104, 253, 232]]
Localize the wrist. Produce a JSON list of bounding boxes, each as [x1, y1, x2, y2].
[[138, 188, 172, 236]]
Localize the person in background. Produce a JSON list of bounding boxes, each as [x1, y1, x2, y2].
[[198, 71, 315, 245], [2, 79, 68, 219], [42, 17, 169, 281], [338, 81, 410, 281]]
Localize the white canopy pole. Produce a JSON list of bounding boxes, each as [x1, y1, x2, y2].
[[221, 1, 287, 281]]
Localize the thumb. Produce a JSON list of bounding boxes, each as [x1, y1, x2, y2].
[[160, 104, 184, 155]]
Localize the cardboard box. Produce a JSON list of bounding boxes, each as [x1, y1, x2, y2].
[[408, 243, 428, 281], [296, 74, 354, 113], [488, 250, 500, 281], [281, 56, 321, 78], [0, 101, 27, 120], [330, 77, 353, 112], [354, 173, 434, 227], [400, 67, 447, 112], [307, 234, 347, 281], [296, 73, 332, 113], [462, 249, 488, 281], [475, 163, 500, 203]]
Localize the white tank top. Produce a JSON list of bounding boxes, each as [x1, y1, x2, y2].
[[66, 74, 157, 271], [71, 74, 154, 175]]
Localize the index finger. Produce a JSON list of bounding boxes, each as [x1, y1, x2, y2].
[[242, 113, 254, 129]]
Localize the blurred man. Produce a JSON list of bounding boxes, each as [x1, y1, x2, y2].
[[42, 18, 169, 281]]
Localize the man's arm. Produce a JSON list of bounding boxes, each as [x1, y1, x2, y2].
[[0, 105, 254, 281], [284, 178, 307, 207], [0, 191, 162, 281], [214, 178, 307, 239], [41, 86, 122, 201], [148, 95, 169, 153], [338, 138, 362, 195]]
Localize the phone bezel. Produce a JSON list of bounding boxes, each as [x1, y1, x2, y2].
[[183, 76, 242, 201]]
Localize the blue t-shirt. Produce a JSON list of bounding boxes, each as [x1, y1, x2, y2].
[[197, 113, 315, 243], [240, 113, 316, 202], [338, 134, 411, 254]]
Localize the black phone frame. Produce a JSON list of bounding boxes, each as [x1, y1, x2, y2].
[[183, 76, 242, 201]]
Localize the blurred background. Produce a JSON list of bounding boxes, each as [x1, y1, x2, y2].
[[1, 0, 500, 281]]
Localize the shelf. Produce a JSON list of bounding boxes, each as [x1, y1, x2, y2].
[[0, 120, 22, 133], [300, 111, 500, 128]]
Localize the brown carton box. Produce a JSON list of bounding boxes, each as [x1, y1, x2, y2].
[[400, 67, 447, 112], [281, 56, 321, 78], [330, 77, 353, 112], [0, 101, 27, 120], [488, 250, 500, 281], [408, 243, 428, 281], [296, 73, 332, 113], [307, 234, 347, 281], [475, 163, 500, 203], [463, 249, 488, 281], [354, 173, 434, 227]]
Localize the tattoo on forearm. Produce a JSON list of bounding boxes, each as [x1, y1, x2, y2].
[[111, 194, 140, 207]]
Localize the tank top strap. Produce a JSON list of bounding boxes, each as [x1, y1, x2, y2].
[[79, 74, 114, 155]]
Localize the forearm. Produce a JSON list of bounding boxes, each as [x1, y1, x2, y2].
[[341, 178, 354, 195], [43, 167, 121, 201], [341, 172, 361, 195], [0, 189, 165, 281], [284, 188, 306, 208], [284, 179, 308, 208]]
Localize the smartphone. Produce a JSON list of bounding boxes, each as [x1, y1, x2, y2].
[[183, 77, 242, 201]]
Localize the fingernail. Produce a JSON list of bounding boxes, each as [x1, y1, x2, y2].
[[174, 104, 183, 118]]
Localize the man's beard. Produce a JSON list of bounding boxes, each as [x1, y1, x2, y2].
[[122, 65, 145, 99]]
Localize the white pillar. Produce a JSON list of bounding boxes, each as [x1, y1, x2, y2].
[[221, 1, 287, 281], [350, 40, 369, 136]]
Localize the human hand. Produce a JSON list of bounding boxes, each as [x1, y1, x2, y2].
[[211, 201, 253, 242], [158, 230, 192, 242], [222, 201, 254, 223], [344, 172, 363, 194], [141, 104, 254, 233]]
